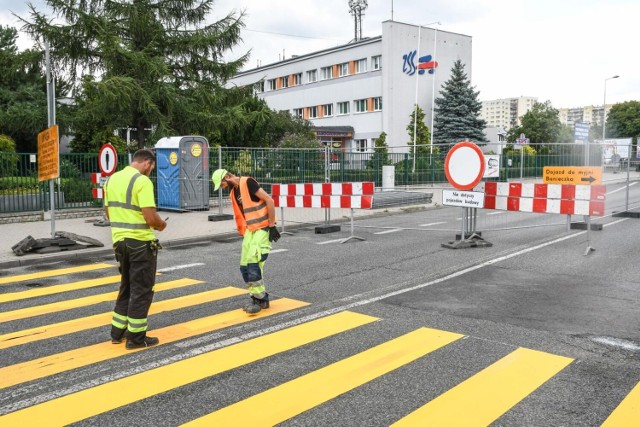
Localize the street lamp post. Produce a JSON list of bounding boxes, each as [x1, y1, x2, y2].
[[602, 75, 620, 143]]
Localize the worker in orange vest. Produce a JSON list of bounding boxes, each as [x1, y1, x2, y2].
[[212, 169, 280, 314]]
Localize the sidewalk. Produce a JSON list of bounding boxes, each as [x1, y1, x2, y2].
[[0, 203, 418, 269]]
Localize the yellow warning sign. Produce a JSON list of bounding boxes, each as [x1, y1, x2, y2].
[[37, 125, 59, 182], [543, 166, 602, 185]]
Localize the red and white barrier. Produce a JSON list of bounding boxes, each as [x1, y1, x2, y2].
[[271, 182, 375, 243], [91, 173, 105, 199], [477, 181, 606, 216], [271, 182, 374, 209]]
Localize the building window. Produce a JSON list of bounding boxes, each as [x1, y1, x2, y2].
[[320, 66, 333, 80], [267, 79, 277, 91], [338, 101, 350, 115], [372, 55, 381, 70], [308, 106, 318, 119], [280, 76, 289, 89], [322, 104, 333, 117], [355, 58, 367, 73], [307, 69, 317, 83], [254, 81, 264, 93], [373, 97, 382, 111], [338, 62, 349, 77], [293, 108, 303, 118], [293, 73, 302, 86], [354, 99, 367, 113], [355, 139, 368, 152]]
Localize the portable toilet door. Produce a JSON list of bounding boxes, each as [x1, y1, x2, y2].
[[155, 137, 181, 210], [178, 136, 209, 210]]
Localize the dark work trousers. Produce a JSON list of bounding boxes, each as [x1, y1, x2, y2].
[[111, 238, 158, 345]]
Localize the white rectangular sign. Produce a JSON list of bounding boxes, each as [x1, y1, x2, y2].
[[484, 155, 500, 178], [443, 190, 485, 208]]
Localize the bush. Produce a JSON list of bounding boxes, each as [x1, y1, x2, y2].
[[0, 134, 19, 177]]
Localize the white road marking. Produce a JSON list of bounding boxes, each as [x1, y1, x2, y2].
[[486, 211, 505, 215], [592, 336, 640, 351], [608, 181, 638, 195], [374, 229, 402, 235], [419, 222, 447, 227], [269, 249, 289, 254], [157, 263, 205, 272]]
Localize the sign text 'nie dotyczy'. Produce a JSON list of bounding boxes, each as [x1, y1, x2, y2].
[[442, 190, 485, 208], [543, 166, 602, 185], [37, 125, 59, 182]]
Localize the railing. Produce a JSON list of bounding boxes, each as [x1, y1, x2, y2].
[[0, 142, 627, 214]]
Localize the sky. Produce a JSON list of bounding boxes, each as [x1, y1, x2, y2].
[[2, 0, 638, 108]]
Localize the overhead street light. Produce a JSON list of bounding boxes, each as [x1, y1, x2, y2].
[[602, 75, 620, 142]]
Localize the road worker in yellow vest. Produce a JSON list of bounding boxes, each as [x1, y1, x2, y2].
[[212, 169, 280, 314], [104, 149, 167, 349]]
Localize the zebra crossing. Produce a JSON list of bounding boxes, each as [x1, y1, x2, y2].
[[0, 262, 638, 425]]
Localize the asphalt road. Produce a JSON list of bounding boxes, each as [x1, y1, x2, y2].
[[1, 182, 640, 426]]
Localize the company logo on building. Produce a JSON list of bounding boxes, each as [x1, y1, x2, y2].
[[402, 51, 439, 76]]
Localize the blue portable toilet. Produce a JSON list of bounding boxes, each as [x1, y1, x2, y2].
[[155, 136, 209, 211]]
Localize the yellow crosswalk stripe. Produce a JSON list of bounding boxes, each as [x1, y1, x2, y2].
[[185, 327, 464, 426], [0, 274, 125, 303], [0, 263, 113, 285], [392, 347, 573, 426], [0, 286, 246, 350], [0, 297, 309, 389], [601, 381, 640, 426], [0, 278, 204, 323], [0, 311, 378, 425]]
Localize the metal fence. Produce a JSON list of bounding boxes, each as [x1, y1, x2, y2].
[[0, 142, 633, 214]]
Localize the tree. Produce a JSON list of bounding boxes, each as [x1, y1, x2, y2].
[[506, 101, 562, 150], [0, 25, 71, 152], [368, 131, 391, 169], [406, 105, 431, 156], [20, 0, 248, 150], [606, 101, 640, 143], [433, 59, 487, 147]]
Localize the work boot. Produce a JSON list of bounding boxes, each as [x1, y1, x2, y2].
[[243, 293, 270, 314], [125, 336, 159, 350]]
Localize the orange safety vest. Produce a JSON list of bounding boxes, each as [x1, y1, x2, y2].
[[230, 177, 270, 235]]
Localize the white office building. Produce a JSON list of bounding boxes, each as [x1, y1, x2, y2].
[[228, 21, 472, 153]]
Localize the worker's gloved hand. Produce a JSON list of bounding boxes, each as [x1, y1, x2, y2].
[[268, 226, 281, 243]]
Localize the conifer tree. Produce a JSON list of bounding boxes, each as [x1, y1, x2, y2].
[[19, 0, 248, 150], [368, 131, 391, 169], [433, 60, 487, 147]]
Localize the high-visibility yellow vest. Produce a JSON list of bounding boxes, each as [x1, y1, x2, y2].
[[104, 166, 155, 243], [230, 177, 269, 236]]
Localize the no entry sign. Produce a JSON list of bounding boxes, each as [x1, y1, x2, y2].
[[444, 141, 485, 190]]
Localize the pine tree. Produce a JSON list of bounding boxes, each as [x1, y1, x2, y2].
[[19, 0, 248, 150], [406, 105, 431, 156], [433, 59, 487, 148], [368, 131, 391, 169]]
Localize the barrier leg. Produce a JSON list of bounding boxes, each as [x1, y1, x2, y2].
[[584, 215, 595, 255], [340, 208, 365, 244], [279, 207, 294, 236]]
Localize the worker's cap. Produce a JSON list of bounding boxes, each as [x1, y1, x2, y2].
[[211, 168, 228, 191]]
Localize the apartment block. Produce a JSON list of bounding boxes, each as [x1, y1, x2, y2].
[[480, 97, 537, 130]]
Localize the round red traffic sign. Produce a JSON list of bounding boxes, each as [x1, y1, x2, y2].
[[98, 143, 118, 176], [444, 141, 485, 190]]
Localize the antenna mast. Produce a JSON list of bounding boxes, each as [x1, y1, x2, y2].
[[349, 0, 368, 41]]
